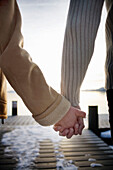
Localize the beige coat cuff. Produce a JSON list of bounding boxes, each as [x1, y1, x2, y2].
[[33, 96, 71, 126]]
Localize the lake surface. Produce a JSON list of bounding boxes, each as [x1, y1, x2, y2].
[[7, 90, 108, 116]]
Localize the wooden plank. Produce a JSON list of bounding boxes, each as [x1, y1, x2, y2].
[[39, 153, 56, 158], [63, 150, 113, 157], [0, 151, 13, 155], [0, 165, 16, 170], [0, 155, 14, 159], [39, 150, 55, 153], [65, 155, 113, 161], [59, 147, 111, 152], [40, 143, 54, 146], [40, 140, 52, 143], [39, 145, 54, 148], [74, 159, 113, 167], [0, 148, 5, 152], [79, 166, 113, 170], [64, 155, 113, 161], [62, 137, 102, 140], [0, 159, 17, 164], [35, 162, 56, 169], [60, 141, 105, 144], [60, 143, 108, 148], [40, 146, 54, 149], [35, 157, 56, 163], [61, 137, 102, 141], [0, 145, 10, 148]]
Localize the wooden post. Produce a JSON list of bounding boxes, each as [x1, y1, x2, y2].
[[88, 106, 99, 135], [12, 101, 17, 116], [1, 119, 4, 124]]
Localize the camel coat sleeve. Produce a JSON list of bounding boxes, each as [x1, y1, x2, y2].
[[0, 69, 7, 120], [0, 0, 71, 126]]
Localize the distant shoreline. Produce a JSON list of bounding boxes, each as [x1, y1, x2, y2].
[[7, 87, 106, 94], [7, 90, 15, 93], [81, 87, 106, 92]]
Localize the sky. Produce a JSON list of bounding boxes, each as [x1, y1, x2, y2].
[[81, 3, 107, 90], [7, 1, 107, 92]]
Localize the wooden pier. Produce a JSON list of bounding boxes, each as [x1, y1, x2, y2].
[[36, 131, 113, 170], [0, 115, 113, 169]]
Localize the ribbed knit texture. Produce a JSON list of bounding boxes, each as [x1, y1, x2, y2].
[[61, 0, 104, 107], [105, 0, 113, 89]]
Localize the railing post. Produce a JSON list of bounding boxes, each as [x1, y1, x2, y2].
[[88, 106, 99, 135], [12, 101, 17, 116]]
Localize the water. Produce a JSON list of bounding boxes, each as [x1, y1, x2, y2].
[[80, 90, 108, 114], [7, 0, 108, 116], [7, 90, 108, 116]]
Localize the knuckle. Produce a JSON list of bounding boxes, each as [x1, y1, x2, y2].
[[81, 125, 85, 129]]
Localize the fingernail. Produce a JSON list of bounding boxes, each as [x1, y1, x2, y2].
[[56, 126, 62, 131]]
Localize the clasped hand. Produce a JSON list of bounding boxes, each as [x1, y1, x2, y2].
[[53, 106, 86, 139]]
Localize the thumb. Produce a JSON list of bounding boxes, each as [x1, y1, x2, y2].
[[75, 109, 86, 118]]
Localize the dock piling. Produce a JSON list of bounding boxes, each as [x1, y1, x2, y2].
[[88, 106, 99, 135], [12, 101, 17, 116]]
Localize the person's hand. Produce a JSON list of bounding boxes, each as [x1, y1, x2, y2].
[[53, 106, 86, 138], [58, 117, 85, 138]]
